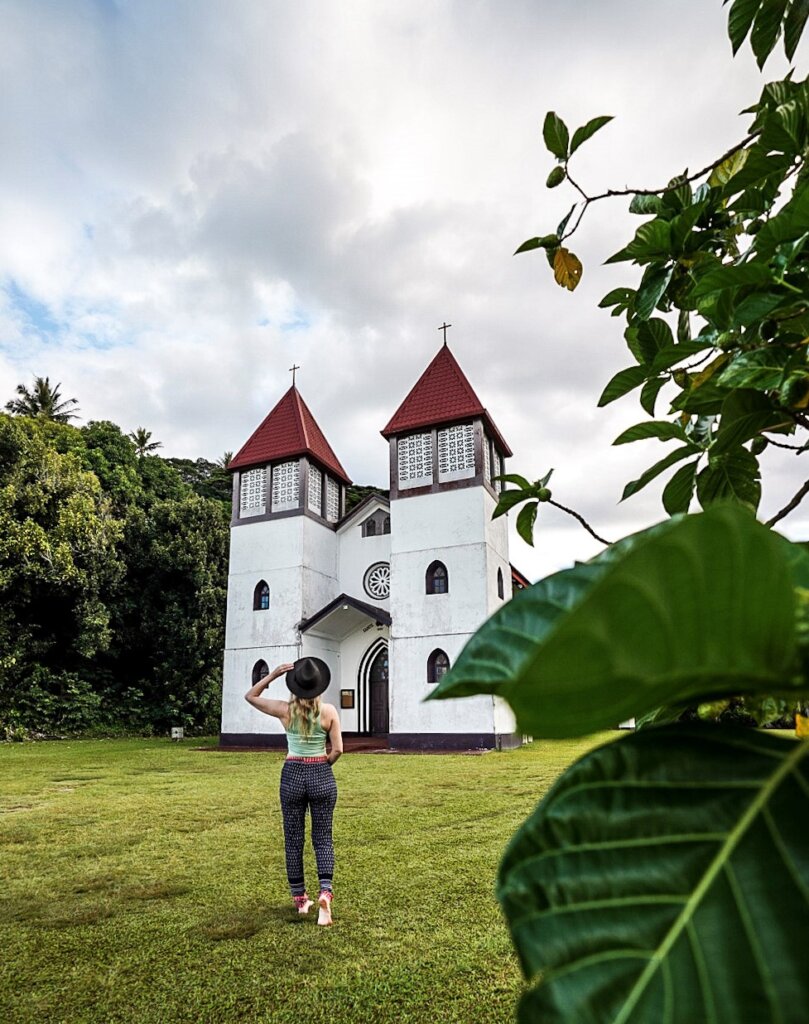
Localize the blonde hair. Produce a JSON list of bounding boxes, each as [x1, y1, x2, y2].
[[287, 695, 322, 738]]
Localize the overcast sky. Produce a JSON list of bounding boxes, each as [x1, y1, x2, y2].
[[2, 0, 806, 579]]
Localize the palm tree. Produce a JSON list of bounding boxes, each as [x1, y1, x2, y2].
[[5, 376, 80, 422], [129, 427, 163, 458], [217, 451, 233, 469]]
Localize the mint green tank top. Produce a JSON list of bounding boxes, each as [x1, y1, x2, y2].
[[286, 711, 328, 757]]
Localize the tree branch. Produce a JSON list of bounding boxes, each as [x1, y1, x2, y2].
[[548, 499, 612, 546], [558, 132, 760, 241], [766, 436, 806, 452], [586, 133, 759, 201], [766, 479, 809, 527]]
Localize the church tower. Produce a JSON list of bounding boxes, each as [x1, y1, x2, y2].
[[220, 384, 350, 745], [381, 340, 518, 749]]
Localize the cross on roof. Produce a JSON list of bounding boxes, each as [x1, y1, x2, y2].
[[438, 322, 452, 345], [289, 363, 300, 386]]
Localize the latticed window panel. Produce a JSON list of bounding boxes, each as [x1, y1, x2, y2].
[[438, 423, 475, 481], [240, 467, 266, 515], [397, 432, 433, 488], [494, 450, 505, 491], [363, 561, 391, 599], [271, 460, 300, 512], [308, 465, 322, 514], [482, 433, 492, 483], [326, 476, 340, 522]]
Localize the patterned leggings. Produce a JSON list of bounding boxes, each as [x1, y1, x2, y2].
[[279, 760, 337, 897]]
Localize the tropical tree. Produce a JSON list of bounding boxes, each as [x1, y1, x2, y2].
[[431, 4, 809, 1022], [217, 451, 233, 469], [0, 415, 124, 737], [129, 426, 162, 458], [5, 376, 80, 422]]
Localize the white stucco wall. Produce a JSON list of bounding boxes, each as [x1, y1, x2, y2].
[[386, 486, 511, 737], [221, 644, 299, 737], [389, 632, 494, 735], [223, 514, 340, 737], [337, 504, 391, 608], [492, 695, 517, 737]]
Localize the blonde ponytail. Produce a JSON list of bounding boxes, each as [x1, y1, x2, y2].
[[288, 695, 321, 738]]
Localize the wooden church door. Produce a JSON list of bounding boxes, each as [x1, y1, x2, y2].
[[368, 647, 389, 734]]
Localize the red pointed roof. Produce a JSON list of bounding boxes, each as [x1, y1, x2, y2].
[[229, 386, 351, 483], [381, 343, 512, 455]]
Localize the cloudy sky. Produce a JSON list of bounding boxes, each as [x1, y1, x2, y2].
[[2, 0, 806, 579]]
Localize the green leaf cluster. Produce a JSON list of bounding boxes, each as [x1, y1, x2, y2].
[[431, 507, 809, 1019], [443, 11, 809, 1014], [0, 413, 230, 739], [492, 469, 554, 545], [596, 72, 809, 512]]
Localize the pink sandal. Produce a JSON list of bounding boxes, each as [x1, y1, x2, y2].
[[293, 894, 313, 915]]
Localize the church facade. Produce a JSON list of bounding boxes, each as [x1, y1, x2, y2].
[[220, 342, 521, 750]]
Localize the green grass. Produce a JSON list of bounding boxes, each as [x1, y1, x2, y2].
[[0, 734, 611, 1024]]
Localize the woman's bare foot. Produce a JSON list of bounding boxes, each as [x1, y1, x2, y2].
[[317, 891, 333, 926]]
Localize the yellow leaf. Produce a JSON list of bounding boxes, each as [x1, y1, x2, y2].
[[797, 714, 809, 739], [708, 148, 749, 187], [553, 248, 583, 291]]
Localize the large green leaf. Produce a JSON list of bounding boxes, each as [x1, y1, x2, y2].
[[598, 366, 647, 406], [640, 377, 667, 416], [696, 447, 762, 510], [718, 347, 791, 391], [784, 0, 809, 59], [427, 561, 608, 700], [431, 507, 805, 736], [728, 0, 761, 55], [635, 264, 673, 320], [498, 726, 809, 1024], [569, 115, 613, 155], [712, 388, 789, 453], [637, 318, 673, 363], [621, 445, 700, 500], [543, 111, 569, 160], [750, 0, 788, 67], [662, 458, 699, 514], [613, 421, 689, 445]]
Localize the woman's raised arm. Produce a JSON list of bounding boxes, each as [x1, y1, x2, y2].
[[244, 663, 294, 720]]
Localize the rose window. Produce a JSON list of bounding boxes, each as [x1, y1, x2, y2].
[[363, 562, 391, 599]]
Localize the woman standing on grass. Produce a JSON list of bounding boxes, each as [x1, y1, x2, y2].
[[245, 658, 342, 926]]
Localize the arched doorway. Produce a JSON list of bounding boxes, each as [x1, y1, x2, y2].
[[368, 646, 389, 735], [358, 639, 389, 735]]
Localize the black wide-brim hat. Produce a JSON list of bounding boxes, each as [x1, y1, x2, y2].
[[286, 657, 331, 699]]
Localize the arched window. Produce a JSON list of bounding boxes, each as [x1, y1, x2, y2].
[[383, 515, 391, 535], [366, 518, 377, 536], [497, 567, 504, 599], [427, 649, 450, 684], [252, 660, 269, 684], [253, 580, 270, 611], [426, 560, 448, 595]]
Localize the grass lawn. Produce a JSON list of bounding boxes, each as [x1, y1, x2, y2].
[[0, 733, 611, 1024]]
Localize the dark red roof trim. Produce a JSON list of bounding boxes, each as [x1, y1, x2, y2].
[[229, 386, 351, 483], [381, 344, 512, 456]]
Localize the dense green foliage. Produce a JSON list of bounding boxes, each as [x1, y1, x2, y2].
[[0, 414, 229, 739], [0, 734, 612, 1023], [432, 4, 809, 1021], [515, 3, 809, 522]]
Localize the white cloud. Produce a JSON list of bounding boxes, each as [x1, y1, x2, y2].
[[1, 0, 806, 581]]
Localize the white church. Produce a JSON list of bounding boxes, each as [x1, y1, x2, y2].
[[220, 340, 528, 750]]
